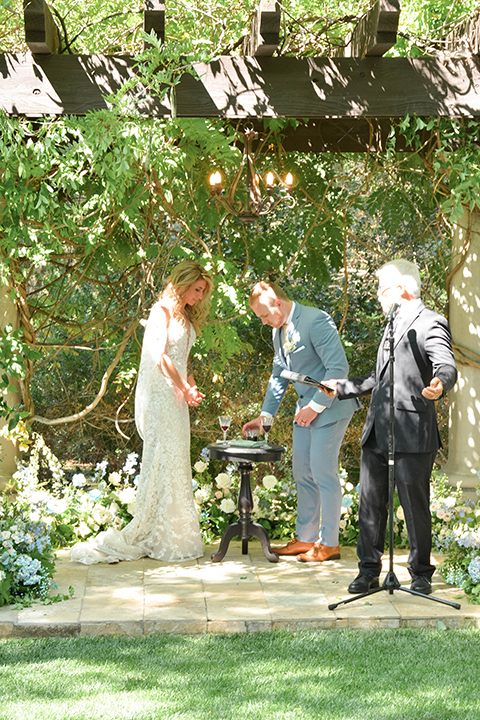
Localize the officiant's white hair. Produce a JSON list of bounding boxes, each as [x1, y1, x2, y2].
[[376, 259, 421, 299]]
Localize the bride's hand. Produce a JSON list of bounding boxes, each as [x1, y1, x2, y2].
[[184, 385, 204, 406]]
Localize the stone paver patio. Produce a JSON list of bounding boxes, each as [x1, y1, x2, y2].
[[1, 542, 478, 637]]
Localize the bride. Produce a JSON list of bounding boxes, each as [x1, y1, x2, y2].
[[71, 259, 214, 564]]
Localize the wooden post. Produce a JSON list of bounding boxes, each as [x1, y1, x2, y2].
[[144, 0, 165, 46], [243, 0, 281, 56], [443, 209, 480, 497], [336, 0, 400, 57], [23, 0, 60, 55], [0, 283, 20, 492]]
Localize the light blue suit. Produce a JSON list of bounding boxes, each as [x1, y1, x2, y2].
[[262, 303, 360, 545]]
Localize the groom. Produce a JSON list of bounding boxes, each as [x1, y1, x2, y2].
[[243, 281, 359, 561]]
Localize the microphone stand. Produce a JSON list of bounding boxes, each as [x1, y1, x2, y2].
[[329, 304, 461, 612]]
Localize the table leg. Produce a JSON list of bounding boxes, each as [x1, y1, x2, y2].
[[210, 461, 278, 563], [211, 524, 243, 562]]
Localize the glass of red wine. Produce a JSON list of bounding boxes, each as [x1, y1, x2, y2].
[[218, 416, 232, 443], [260, 415, 273, 445]]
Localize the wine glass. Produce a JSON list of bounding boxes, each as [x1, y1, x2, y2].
[[218, 415, 232, 444], [260, 415, 273, 445]]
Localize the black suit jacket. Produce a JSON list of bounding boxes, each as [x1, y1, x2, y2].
[[337, 300, 457, 454]]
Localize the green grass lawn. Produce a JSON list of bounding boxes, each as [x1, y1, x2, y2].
[[0, 629, 478, 719]]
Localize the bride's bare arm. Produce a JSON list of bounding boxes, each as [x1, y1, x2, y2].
[[155, 304, 203, 405]]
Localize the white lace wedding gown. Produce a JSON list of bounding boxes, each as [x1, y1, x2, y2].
[[70, 304, 204, 564]]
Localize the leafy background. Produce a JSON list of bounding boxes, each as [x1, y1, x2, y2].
[[0, 0, 479, 486]]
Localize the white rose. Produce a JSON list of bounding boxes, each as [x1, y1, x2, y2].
[[93, 507, 113, 525], [118, 487, 136, 504], [47, 498, 67, 514], [78, 521, 91, 538], [72, 473, 87, 487], [194, 489, 207, 504], [345, 482, 354, 492], [219, 498, 236, 514], [194, 460, 208, 473], [127, 500, 136, 516], [262, 475, 277, 490], [396, 506, 405, 521], [216, 473, 232, 490], [1, 531, 11, 540], [109, 472, 122, 486]]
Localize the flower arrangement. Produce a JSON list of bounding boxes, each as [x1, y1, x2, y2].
[[191, 450, 297, 542], [0, 479, 74, 608], [8, 434, 139, 550], [431, 470, 480, 603], [5, 430, 480, 607]]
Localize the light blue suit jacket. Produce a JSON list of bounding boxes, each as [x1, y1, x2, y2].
[[262, 303, 360, 427]]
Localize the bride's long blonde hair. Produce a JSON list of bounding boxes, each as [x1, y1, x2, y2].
[[161, 259, 214, 333]]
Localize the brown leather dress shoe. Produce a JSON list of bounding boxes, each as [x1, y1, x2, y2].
[[273, 538, 315, 555], [297, 541, 341, 563]]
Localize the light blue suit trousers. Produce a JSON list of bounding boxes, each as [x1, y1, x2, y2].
[[293, 417, 352, 545]]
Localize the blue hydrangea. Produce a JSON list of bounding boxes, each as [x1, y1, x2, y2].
[[468, 556, 480, 584], [15, 555, 42, 586], [444, 566, 469, 588], [0, 550, 11, 565]]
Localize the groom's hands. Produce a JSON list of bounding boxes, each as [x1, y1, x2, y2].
[[295, 406, 318, 427], [242, 417, 263, 435]]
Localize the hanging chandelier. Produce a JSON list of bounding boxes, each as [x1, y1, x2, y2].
[[208, 128, 296, 223]]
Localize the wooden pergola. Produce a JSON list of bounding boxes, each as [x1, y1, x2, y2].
[[1, 1, 480, 493], [2, 1, 480, 151]]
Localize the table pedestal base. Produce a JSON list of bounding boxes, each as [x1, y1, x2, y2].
[[211, 460, 279, 564]]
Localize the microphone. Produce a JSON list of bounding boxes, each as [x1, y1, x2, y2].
[[386, 302, 400, 321], [280, 369, 329, 391]]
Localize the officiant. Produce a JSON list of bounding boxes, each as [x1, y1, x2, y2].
[[242, 281, 360, 562]]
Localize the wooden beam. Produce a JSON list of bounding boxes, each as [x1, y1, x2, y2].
[[337, 0, 400, 57], [2, 54, 480, 122], [445, 6, 480, 55], [144, 0, 165, 45], [23, 0, 60, 55], [243, 1, 281, 56], [269, 119, 433, 153]]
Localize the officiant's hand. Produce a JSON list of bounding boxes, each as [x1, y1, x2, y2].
[[422, 376, 443, 400], [295, 407, 318, 427], [184, 385, 204, 406], [319, 379, 337, 397]]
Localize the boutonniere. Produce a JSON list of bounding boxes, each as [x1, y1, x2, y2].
[[283, 326, 300, 356]]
